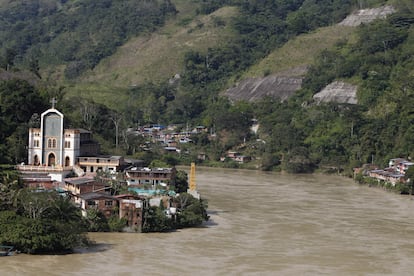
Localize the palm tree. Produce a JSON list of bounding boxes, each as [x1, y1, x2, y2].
[[48, 196, 82, 222], [0, 171, 22, 211]]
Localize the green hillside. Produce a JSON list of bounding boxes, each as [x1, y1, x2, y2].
[[2, 0, 414, 175], [0, 0, 178, 80], [81, 6, 239, 87], [242, 25, 355, 79]]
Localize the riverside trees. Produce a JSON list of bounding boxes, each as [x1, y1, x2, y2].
[[142, 193, 209, 233], [0, 167, 88, 254]]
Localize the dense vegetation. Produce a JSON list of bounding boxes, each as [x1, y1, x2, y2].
[[142, 194, 209, 233], [0, 79, 49, 164], [0, 165, 208, 251], [0, 166, 89, 253], [0, 0, 176, 79], [1, 0, 414, 175]]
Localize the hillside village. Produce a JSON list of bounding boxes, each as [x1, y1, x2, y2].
[[125, 123, 253, 164]]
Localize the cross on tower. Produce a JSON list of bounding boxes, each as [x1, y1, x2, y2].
[[50, 97, 57, 109]]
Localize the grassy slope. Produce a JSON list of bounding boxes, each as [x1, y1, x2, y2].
[[66, 1, 238, 109], [240, 25, 355, 80], [77, 4, 237, 80], [65, 1, 362, 110]]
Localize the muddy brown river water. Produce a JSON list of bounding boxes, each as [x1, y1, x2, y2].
[[2, 167, 414, 275]]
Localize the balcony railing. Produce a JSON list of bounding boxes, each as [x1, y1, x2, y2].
[[16, 165, 72, 172], [78, 161, 119, 166]]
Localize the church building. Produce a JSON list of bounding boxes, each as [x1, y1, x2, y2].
[[27, 100, 99, 168], [18, 100, 100, 185]]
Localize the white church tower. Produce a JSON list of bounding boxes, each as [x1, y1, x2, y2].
[[27, 98, 80, 168]]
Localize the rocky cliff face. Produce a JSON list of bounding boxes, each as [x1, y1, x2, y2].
[[224, 5, 395, 103], [313, 81, 358, 105], [224, 74, 303, 102], [338, 5, 395, 27]]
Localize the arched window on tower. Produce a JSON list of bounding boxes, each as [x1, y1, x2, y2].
[[48, 139, 52, 148], [52, 139, 57, 148], [65, 141, 71, 148]]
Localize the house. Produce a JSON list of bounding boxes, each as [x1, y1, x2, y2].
[[234, 155, 251, 163], [192, 126, 208, 134], [227, 151, 239, 159], [125, 167, 176, 188], [115, 194, 145, 230], [353, 163, 379, 176], [77, 155, 125, 174], [75, 192, 118, 218], [123, 158, 144, 168], [389, 158, 407, 169], [18, 172, 54, 189], [386, 158, 413, 175], [179, 137, 192, 143], [223, 151, 251, 163], [166, 140, 178, 148], [197, 152, 207, 161], [368, 169, 405, 186], [164, 146, 179, 153], [398, 161, 414, 175], [64, 176, 109, 195]]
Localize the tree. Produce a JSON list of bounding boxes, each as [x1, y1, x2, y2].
[[110, 112, 122, 149], [142, 205, 173, 233], [5, 48, 17, 70], [174, 193, 209, 228], [46, 196, 82, 222], [0, 188, 88, 254], [405, 165, 414, 194], [17, 189, 54, 219], [282, 146, 314, 173], [0, 210, 88, 254], [108, 215, 127, 232], [85, 209, 109, 232], [0, 79, 48, 163], [173, 170, 189, 193], [0, 167, 24, 211], [28, 56, 41, 78]]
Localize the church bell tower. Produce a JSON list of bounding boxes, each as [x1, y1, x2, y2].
[[28, 98, 64, 167]]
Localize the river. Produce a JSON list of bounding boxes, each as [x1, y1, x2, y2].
[[2, 167, 414, 275]]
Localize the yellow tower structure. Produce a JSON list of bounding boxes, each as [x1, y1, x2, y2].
[[189, 162, 196, 191]]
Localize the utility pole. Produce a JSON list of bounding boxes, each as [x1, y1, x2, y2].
[[111, 114, 122, 149]]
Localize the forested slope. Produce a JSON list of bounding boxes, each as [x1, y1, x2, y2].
[[1, 0, 414, 174], [0, 0, 177, 80]]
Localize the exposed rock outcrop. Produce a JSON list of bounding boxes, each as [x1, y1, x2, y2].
[[339, 5, 395, 27], [313, 81, 358, 105], [224, 74, 302, 102], [224, 6, 393, 103]]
